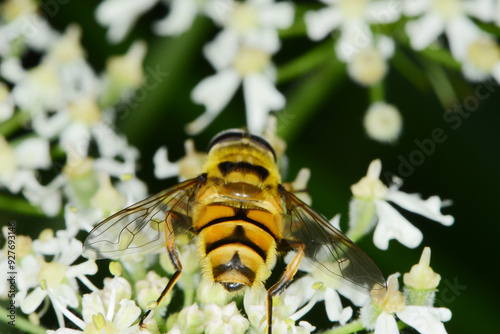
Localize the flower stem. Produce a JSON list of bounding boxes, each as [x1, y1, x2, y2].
[[277, 54, 346, 142], [277, 41, 334, 83], [0, 193, 44, 216], [322, 319, 365, 334], [0, 111, 30, 137], [369, 81, 385, 103], [0, 306, 47, 334]]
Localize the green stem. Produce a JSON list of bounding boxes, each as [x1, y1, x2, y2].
[[0, 111, 30, 137], [277, 55, 346, 143], [390, 47, 429, 92], [420, 56, 457, 108], [0, 306, 47, 334], [369, 81, 385, 103], [322, 319, 365, 334], [277, 41, 334, 83], [0, 193, 44, 216], [420, 47, 461, 71]]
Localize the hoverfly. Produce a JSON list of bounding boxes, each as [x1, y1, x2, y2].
[[83, 129, 386, 333]]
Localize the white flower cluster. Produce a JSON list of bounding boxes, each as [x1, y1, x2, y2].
[[0, 1, 149, 222], [0, 1, 462, 333]]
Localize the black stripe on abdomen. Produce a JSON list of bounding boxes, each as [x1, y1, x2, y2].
[[205, 225, 268, 261], [218, 161, 269, 181]]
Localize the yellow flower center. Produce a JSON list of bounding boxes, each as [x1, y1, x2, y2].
[[339, 0, 368, 19], [2, 0, 37, 22], [233, 48, 271, 75], [432, 0, 463, 21], [467, 37, 500, 72], [68, 97, 101, 125], [228, 3, 259, 33], [38, 262, 67, 289]]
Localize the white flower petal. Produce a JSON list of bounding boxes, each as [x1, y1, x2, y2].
[[153, 146, 180, 179], [367, 1, 402, 24], [243, 28, 281, 54], [14, 137, 51, 169], [398, 306, 451, 334], [153, 0, 198, 36], [374, 311, 399, 334], [324, 288, 342, 322], [243, 73, 285, 134], [82, 293, 106, 323], [373, 200, 423, 250], [404, 0, 432, 16], [114, 299, 141, 330], [339, 306, 353, 326], [463, 0, 495, 22], [32, 109, 71, 138], [491, 62, 500, 83], [385, 191, 454, 226], [188, 69, 241, 134], [203, 30, 239, 71], [405, 13, 444, 50], [95, 0, 158, 43], [21, 286, 47, 313], [377, 35, 395, 59], [305, 7, 342, 41], [259, 2, 295, 29], [52, 284, 79, 308], [337, 283, 370, 306], [67, 260, 98, 278], [446, 16, 482, 61]]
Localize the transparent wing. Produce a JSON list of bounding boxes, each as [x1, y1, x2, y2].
[[280, 189, 386, 293], [83, 176, 205, 260]]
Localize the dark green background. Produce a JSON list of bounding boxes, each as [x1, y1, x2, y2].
[[2, 1, 499, 333]]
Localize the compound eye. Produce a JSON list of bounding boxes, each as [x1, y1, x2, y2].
[[221, 282, 245, 292]]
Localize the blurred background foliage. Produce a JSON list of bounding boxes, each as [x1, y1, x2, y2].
[[2, 0, 499, 333]]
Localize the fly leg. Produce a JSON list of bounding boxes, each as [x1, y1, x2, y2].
[[266, 243, 305, 334], [139, 211, 183, 330]]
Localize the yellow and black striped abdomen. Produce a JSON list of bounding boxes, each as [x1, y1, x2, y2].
[[196, 204, 278, 292]]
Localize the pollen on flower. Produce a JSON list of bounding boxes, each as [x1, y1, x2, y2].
[[233, 48, 271, 76], [347, 48, 388, 86], [466, 37, 500, 72], [338, 0, 369, 19], [363, 102, 402, 143], [432, 0, 463, 21], [228, 3, 259, 33]]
